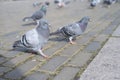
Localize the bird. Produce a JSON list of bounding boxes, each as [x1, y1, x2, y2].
[[54, 0, 71, 8], [33, 2, 43, 7], [103, 0, 116, 7], [50, 16, 90, 44], [90, 0, 101, 8], [13, 19, 50, 59], [23, 2, 49, 25]]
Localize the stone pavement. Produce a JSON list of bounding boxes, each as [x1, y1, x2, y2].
[[0, 0, 120, 80], [79, 25, 120, 80]]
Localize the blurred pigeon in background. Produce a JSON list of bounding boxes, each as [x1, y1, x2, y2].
[[13, 19, 50, 58], [90, 0, 101, 8], [103, 0, 116, 7], [51, 16, 90, 44], [33, 2, 43, 7], [54, 0, 71, 8], [23, 2, 49, 25]]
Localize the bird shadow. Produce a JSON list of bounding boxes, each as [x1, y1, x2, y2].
[[22, 22, 37, 26], [49, 32, 68, 42]]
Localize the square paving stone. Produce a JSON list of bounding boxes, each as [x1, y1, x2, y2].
[[83, 41, 101, 53], [53, 67, 80, 80], [4, 59, 40, 79], [60, 45, 81, 56], [39, 56, 68, 73], [44, 42, 67, 56], [0, 67, 11, 76], [0, 57, 7, 64], [68, 52, 92, 67], [3, 53, 32, 67], [24, 71, 49, 80]]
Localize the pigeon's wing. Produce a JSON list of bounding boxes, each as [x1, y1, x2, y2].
[[21, 29, 40, 48], [62, 23, 82, 36]]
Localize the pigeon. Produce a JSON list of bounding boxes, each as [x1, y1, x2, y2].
[[51, 16, 90, 44], [23, 3, 49, 25], [90, 0, 101, 8], [33, 2, 43, 7], [103, 0, 116, 7], [13, 19, 50, 58], [54, 0, 71, 8]]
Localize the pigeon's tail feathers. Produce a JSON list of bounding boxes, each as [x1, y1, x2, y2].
[[13, 40, 24, 48], [64, 1, 71, 5], [23, 17, 33, 22]]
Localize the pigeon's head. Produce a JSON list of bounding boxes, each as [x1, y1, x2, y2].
[[38, 19, 50, 29], [78, 16, 90, 23], [45, 1, 50, 6]]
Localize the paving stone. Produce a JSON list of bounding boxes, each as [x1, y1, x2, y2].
[[44, 42, 67, 56], [53, 67, 80, 80], [0, 78, 5, 80], [4, 59, 40, 79], [102, 16, 120, 35], [0, 57, 7, 64], [94, 34, 109, 43], [0, 50, 21, 58], [0, 67, 11, 76], [39, 56, 68, 72], [76, 35, 92, 46], [83, 41, 101, 53], [112, 25, 120, 36], [24, 71, 49, 80], [68, 52, 92, 67], [60, 45, 81, 56], [3, 53, 32, 67]]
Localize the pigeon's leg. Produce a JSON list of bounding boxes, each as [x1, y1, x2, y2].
[[38, 49, 49, 59], [36, 20, 40, 26], [69, 37, 76, 44]]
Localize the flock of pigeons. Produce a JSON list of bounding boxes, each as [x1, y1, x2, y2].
[[90, 0, 117, 8], [13, 0, 117, 59]]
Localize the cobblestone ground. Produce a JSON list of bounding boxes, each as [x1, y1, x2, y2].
[[0, 0, 120, 80]]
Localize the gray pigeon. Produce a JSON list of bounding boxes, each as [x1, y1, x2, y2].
[[13, 19, 50, 58], [23, 3, 49, 25], [90, 0, 101, 8], [103, 0, 116, 7], [51, 16, 90, 44]]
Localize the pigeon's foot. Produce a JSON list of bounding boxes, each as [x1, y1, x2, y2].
[[69, 41, 76, 44], [44, 55, 49, 60]]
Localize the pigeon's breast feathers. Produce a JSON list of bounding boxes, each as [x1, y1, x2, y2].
[[77, 16, 90, 32], [36, 19, 50, 39]]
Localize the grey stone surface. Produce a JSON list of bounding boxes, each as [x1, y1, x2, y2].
[[0, 57, 6, 64], [0, 67, 11, 76], [61, 45, 81, 56], [0, 78, 5, 80], [102, 16, 120, 35], [0, 50, 21, 58], [3, 53, 32, 67], [24, 72, 49, 80], [79, 37, 120, 80], [112, 25, 120, 36], [4, 59, 40, 79], [94, 34, 109, 43], [68, 52, 92, 67], [53, 67, 80, 80], [83, 41, 101, 53], [39, 56, 68, 72], [44, 42, 66, 56]]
